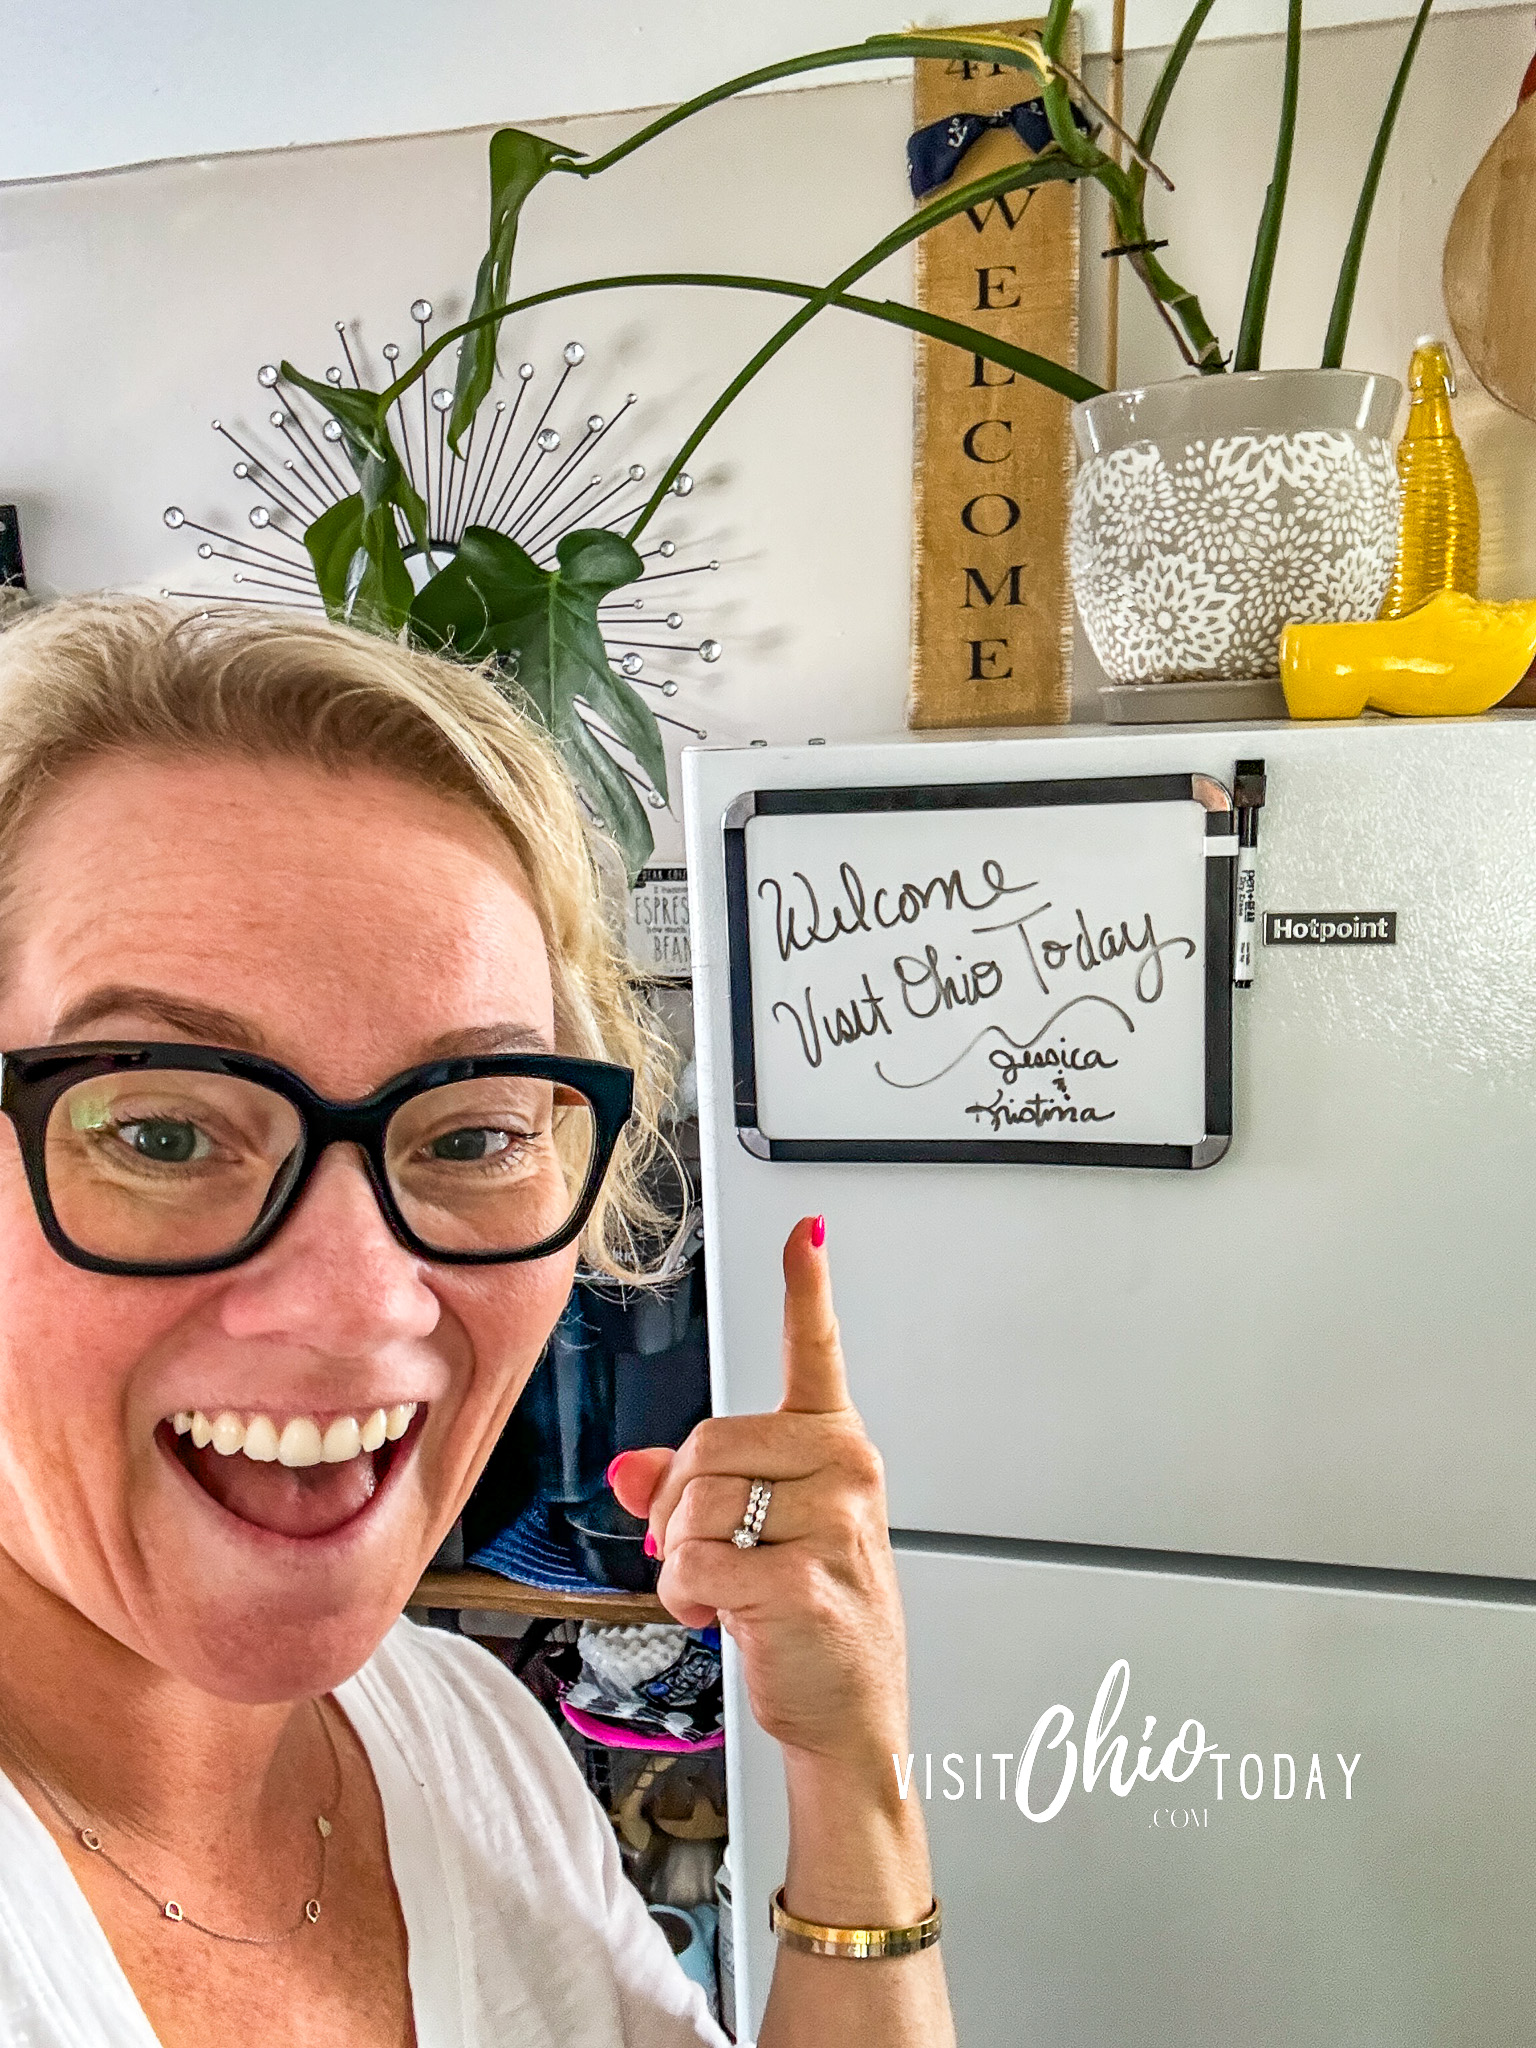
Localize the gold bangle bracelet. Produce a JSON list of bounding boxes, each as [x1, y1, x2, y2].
[[768, 1885, 942, 1959]]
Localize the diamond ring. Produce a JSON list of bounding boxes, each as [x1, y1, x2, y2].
[[732, 1479, 773, 1549]]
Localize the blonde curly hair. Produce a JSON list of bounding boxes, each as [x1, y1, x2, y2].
[[0, 596, 676, 1279]]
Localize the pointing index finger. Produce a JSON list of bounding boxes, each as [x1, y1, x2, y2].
[[781, 1214, 852, 1416]]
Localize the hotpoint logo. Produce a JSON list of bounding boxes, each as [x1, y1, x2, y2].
[[896, 1660, 1361, 1825]]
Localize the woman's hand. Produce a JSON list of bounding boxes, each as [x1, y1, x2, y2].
[[609, 1216, 909, 1769], [615, 1219, 955, 2047]]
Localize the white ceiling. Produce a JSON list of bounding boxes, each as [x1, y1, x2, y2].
[[3, 0, 1510, 185]]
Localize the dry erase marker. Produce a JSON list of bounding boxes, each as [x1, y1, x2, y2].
[[1233, 759, 1266, 987]]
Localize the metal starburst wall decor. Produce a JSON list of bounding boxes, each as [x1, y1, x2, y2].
[[164, 303, 724, 874]]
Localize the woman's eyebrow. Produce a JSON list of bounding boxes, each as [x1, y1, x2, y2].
[[417, 1022, 555, 1058], [50, 985, 268, 1050], [48, 993, 552, 1062]]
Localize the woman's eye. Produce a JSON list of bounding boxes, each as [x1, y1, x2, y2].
[[115, 1119, 210, 1165], [427, 1126, 521, 1163]]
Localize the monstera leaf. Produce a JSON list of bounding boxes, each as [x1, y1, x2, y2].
[[302, 492, 416, 638], [449, 128, 584, 450], [279, 363, 433, 639], [408, 525, 665, 878], [279, 368, 428, 541]]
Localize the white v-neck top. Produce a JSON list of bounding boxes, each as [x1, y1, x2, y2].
[[0, 1619, 729, 2047]]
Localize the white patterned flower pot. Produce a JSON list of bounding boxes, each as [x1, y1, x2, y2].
[[1069, 369, 1401, 686]]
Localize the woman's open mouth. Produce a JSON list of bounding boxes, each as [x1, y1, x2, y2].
[[159, 1403, 424, 1540]]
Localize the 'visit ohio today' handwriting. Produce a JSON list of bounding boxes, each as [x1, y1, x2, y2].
[[758, 855, 1195, 1098]]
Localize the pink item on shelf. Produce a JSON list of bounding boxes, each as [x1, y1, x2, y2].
[[559, 1700, 725, 1754]]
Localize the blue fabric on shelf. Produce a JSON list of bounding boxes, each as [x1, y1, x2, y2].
[[470, 1496, 595, 1595]]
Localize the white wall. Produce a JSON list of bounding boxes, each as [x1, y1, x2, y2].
[[2, 7, 1533, 860], [2, 0, 1507, 182]]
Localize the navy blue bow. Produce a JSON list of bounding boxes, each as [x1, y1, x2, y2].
[[907, 97, 1091, 200]]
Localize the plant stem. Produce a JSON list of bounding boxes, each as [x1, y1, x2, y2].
[[560, 22, 1220, 380], [562, 36, 1047, 181], [1039, 0, 1101, 173], [378, 152, 1090, 411], [1134, 0, 1221, 175], [358, 270, 1101, 411], [1234, 0, 1303, 373], [621, 154, 1086, 538], [1036, 0, 1226, 372], [1043, 0, 1076, 51], [1120, 0, 1228, 370], [320, 16, 1222, 500], [1082, 161, 1226, 372], [354, 154, 1097, 550], [1321, 0, 1432, 367]]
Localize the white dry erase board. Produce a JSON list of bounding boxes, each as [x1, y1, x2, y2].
[[723, 775, 1236, 1169]]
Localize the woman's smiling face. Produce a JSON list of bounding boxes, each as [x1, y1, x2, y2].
[[0, 750, 577, 1702]]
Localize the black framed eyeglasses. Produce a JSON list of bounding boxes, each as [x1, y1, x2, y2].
[[0, 1041, 634, 1278]]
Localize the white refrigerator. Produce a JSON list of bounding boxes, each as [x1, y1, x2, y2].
[[684, 714, 1536, 2047]]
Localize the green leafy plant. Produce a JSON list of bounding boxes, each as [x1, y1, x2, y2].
[[283, 5, 1431, 874]]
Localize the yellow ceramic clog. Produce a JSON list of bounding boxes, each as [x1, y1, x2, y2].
[[1279, 590, 1536, 719]]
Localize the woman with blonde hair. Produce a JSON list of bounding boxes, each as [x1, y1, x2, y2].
[[0, 597, 952, 2048]]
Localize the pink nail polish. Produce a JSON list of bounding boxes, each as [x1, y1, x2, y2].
[[643, 1531, 658, 1559], [810, 1214, 826, 1248], [606, 1453, 626, 1488]]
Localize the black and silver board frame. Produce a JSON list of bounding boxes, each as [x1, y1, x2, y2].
[[722, 773, 1236, 1171]]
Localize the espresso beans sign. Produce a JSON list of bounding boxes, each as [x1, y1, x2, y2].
[[628, 866, 691, 979], [908, 19, 1080, 731]]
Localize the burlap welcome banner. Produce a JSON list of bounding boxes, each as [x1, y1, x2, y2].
[[908, 20, 1081, 729]]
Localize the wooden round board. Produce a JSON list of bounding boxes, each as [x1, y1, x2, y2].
[[1445, 94, 1536, 424]]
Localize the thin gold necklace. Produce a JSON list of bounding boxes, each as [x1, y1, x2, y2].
[[0, 1697, 342, 1946]]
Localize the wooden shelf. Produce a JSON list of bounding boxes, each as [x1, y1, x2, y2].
[[412, 1566, 667, 1627]]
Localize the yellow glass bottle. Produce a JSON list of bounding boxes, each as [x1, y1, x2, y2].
[[1379, 337, 1480, 619]]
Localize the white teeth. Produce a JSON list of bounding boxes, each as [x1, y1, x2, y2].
[[243, 1415, 280, 1462], [210, 1411, 246, 1457], [176, 1404, 421, 1466], [321, 1416, 361, 1464], [277, 1417, 324, 1469]]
